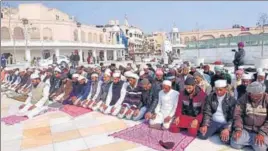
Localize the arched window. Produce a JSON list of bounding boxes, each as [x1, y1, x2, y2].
[[43, 28, 53, 40], [93, 33, 97, 43], [81, 30, 85, 42], [191, 36, 197, 41], [220, 34, 225, 38], [227, 34, 233, 37], [13, 27, 24, 40], [73, 29, 78, 41], [100, 34, 104, 43], [1, 27, 10, 40], [88, 32, 92, 42], [30, 27, 40, 40], [184, 37, 190, 43]]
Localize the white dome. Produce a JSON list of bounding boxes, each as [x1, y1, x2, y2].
[[112, 25, 120, 32], [172, 27, 179, 33]]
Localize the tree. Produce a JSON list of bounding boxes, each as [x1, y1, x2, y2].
[[256, 13, 268, 57]]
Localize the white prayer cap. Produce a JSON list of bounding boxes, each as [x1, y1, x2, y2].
[[48, 64, 53, 68], [72, 73, 80, 78], [139, 70, 145, 76], [78, 75, 86, 81], [242, 74, 252, 80], [257, 68, 263, 73], [105, 68, 111, 73], [30, 73, 39, 79], [15, 71, 19, 75], [91, 73, 99, 77], [163, 80, 172, 87], [104, 71, 111, 76], [124, 71, 133, 78], [258, 71, 266, 77], [27, 68, 34, 72], [128, 73, 139, 80], [113, 72, 121, 78], [143, 64, 148, 69], [54, 67, 61, 73], [168, 65, 173, 69], [114, 70, 121, 73], [215, 80, 227, 88]]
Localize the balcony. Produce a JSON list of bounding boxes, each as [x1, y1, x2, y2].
[[1, 40, 125, 49]]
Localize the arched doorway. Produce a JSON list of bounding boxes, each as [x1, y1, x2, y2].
[[1, 27, 11, 40], [42, 50, 52, 59], [13, 27, 24, 40], [99, 51, 104, 61]]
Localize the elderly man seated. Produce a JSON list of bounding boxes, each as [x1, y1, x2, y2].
[[235, 74, 253, 99], [90, 70, 112, 111], [82, 73, 102, 108], [17, 73, 50, 119], [99, 72, 128, 116], [231, 82, 268, 151], [149, 80, 179, 130], [117, 72, 142, 120]]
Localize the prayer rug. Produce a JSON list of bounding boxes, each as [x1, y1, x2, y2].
[[109, 123, 195, 151], [1, 107, 58, 125], [1, 115, 28, 125], [60, 105, 92, 117]]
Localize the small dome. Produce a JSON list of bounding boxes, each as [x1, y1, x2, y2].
[[172, 27, 179, 33]]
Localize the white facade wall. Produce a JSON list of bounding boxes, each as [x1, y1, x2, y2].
[[181, 46, 268, 64]]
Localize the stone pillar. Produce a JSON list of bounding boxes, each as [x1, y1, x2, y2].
[[92, 49, 97, 59], [113, 50, 117, 61], [78, 28, 81, 42], [25, 49, 31, 63], [113, 33, 117, 44], [55, 48, 60, 57], [79, 49, 83, 64], [104, 50, 107, 61]]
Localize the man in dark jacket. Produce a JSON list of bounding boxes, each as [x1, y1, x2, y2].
[[133, 78, 158, 121], [170, 77, 207, 136], [233, 42, 245, 72], [231, 82, 268, 151], [48, 67, 62, 98], [72, 75, 91, 106], [73, 51, 80, 68], [203, 65, 214, 79], [198, 80, 236, 143]]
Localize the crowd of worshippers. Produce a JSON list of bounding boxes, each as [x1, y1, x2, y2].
[[1, 62, 268, 151]]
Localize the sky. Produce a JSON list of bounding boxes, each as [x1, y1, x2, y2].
[[5, 1, 268, 34]]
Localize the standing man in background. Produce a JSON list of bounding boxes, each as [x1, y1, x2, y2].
[[233, 42, 245, 72]]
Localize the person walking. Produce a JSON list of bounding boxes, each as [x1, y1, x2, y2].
[[1, 54, 6, 68]]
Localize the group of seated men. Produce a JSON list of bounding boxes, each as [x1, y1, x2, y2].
[[1, 62, 268, 151]]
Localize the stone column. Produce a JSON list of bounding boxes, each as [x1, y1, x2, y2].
[[79, 49, 83, 64], [78, 28, 81, 42], [55, 48, 60, 57], [104, 50, 107, 61], [113, 50, 117, 61], [25, 49, 31, 63], [92, 49, 97, 59]]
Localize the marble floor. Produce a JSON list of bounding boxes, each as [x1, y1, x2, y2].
[[1, 94, 253, 151]]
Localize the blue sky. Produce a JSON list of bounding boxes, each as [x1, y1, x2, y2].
[[6, 1, 268, 33]]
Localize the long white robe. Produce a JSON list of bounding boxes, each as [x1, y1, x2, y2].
[[149, 89, 179, 129]]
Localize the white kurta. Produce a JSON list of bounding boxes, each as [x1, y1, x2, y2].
[[18, 83, 50, 119], [149, 89, 179, 129]]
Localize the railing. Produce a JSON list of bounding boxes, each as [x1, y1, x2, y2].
[[1, 40, 125, 49], [185, 34, 268, 49]]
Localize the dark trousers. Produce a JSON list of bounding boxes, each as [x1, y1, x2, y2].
[[198, 120, 226, 140]]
